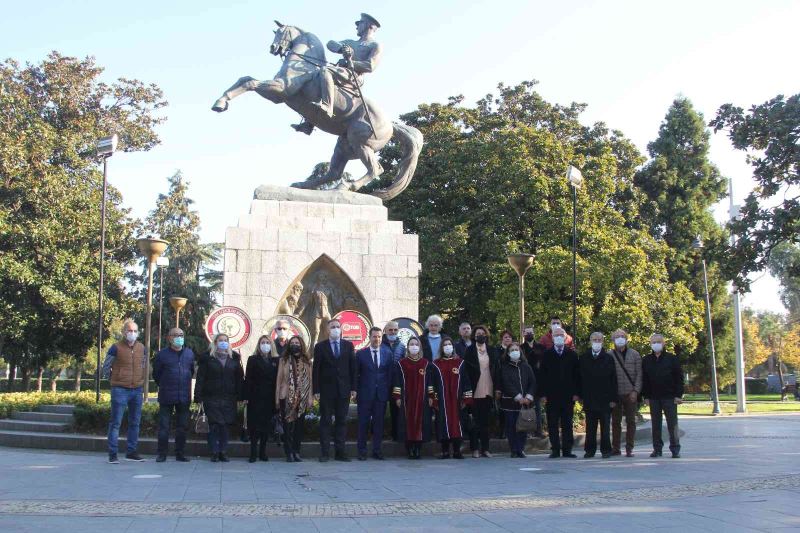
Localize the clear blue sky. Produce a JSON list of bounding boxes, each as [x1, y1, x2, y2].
[[3, 0, 798, 313]]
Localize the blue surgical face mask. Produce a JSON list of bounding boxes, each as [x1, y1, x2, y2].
[[173, 336, 185, 348], [386, 334, 398, 342], [217, 341, 230, 351]]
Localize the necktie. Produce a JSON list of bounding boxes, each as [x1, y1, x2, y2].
[[333, 341, 340, 358], [373, 349, 378, 367]]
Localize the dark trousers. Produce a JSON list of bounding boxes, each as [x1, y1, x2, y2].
[[249, 429, 268, 458], [650, 397, 680, 453], [207, 422, 229, 454], [280, 400, 305, 455], [319, 396, 349, 456], [157, 402, 189, 456], [357, 399, 387, 455], [504, 410, 527, 454], [534, 397, 544, 434], [389, 399, 399, 440], [469, 397, 492, 452], [546, 401, 575, 453], [612, 394, 638, 452], [441, 438, 462, 454], [584, 408, 611, 455]]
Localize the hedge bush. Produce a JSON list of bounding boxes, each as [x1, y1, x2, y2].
[[0, 391, 106, 419], [1, 379, 158, 393]]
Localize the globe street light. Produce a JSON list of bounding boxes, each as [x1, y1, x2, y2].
[[95, 134, 118, 403], [566, 165, 583, 340], [156, 256, 169, 352], [137, 236, 169, 401], [507, 254, 535, 340], [692, 236, 721, 415]]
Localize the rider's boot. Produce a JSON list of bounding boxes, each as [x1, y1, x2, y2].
[[291, 121, 315, 135]]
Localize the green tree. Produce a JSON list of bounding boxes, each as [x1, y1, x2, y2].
[[634, 97, 734, 386], [380, 81, 703, 359], [710, 93, 800, 290], [0, 52, 166, 390], [132, 171, 221, 355], [768, 242, 800, 321]]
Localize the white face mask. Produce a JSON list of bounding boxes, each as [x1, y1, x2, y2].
[[551, 323, 561, 332], [614, 337, 627, 348], [125, 331, 138, 343], [591, 342, 602, 352], [276, 329, 289, 339], [553, 336, 565, 347], [509, 350, 521, 361], [443, 345, 454, 356], [651, 343, 663, 353], [328, 327, 341, 340], [408, 345, 420, 355], [260, 343, 271, 354]]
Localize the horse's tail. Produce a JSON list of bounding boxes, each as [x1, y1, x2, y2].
[[370, 122, 424, 202]]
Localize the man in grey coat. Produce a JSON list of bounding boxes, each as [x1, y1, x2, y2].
[[609, 329, 641, 457]]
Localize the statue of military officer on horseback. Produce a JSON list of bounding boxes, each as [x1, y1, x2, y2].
[[211, 14, 423, 201]]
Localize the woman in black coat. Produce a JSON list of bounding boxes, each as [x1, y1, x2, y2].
[[194, 333, 244, 462], [494, 342, 536, 458], [463, 325, 499, 458], [245, 335, 279, 462]]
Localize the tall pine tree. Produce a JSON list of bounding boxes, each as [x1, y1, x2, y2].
[[134, 171, 221, 354], [635, 97, 733, 386]]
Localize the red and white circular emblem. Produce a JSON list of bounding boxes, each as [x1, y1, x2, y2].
[[333, 310, 372, 350], [204, 306, 252, 349]]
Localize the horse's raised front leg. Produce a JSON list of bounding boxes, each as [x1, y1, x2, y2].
[[212, 77, 285, 112]]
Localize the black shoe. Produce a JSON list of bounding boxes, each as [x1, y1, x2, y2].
[[156, 455, 167, 463], [549, 451, 561, 459], [175, 455, 190, 462], [372, 452, 385, 460], [518, 451, 527, 458], [334, 454, 351, 462], [650, 450, 662, 458], [286, 454, 295, 463], [292, 453, 303, 462], [584, 452, 595, 458], [319, 455, 329, 463], [125, 452, 145, 462], [625, 450, 634, 458], [453, 452, 464, 459], [107, 453, 119, 464], [601, 453, 611, 459], [358, 453, 367, 461], [563, 452, 577, 458], [671, 452, 681, 458], [211, 454, 219, 462], [219, 453, 230, 462], [259, 453, 269, 462], [407, 451, 415, 460], [439, 453, 450, 459], [248, 456, 257, 463]]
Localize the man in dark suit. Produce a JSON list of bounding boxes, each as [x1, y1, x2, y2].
[[312, 318, 357, 462], [355, 327, 393, 460], [540, 326, 581, 458], [578, 332, 617, 458]]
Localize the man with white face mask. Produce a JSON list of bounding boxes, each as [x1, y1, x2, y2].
[[609, 329, 642, 457], [578, 332, 617, 458], [642, 333, 683, 458], [537, 316, 575, 351], [539, 326, 581, 458], [273, 319, 292, 357], [312, 318, 357, 462]]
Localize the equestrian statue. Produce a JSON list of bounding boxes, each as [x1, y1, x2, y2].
[[211, 14, 423, 201]]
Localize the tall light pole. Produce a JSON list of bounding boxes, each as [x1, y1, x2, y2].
[[156, 256, 169, 352], [566, 165, 583, 340], [136, 236, 168, 401], [693, 237, 721, 415], [170, 297, 188, 328], [729, 178, 747, 413], [507, 254, 535, 340], [95, 134, 118, 403]]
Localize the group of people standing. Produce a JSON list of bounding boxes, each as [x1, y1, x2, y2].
[[102, 314, 684, 464]]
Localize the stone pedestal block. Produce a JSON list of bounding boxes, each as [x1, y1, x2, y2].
[[223, 190, 419, 356]]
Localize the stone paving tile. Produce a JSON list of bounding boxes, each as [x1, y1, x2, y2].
[[126, 516, 180, 533]]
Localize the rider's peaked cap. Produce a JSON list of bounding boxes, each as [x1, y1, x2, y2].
[[360, 13, 381, 28]]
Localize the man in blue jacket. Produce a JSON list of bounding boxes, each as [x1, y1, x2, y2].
[[355, 327, 393, 460], [153, 327, 195, 462]]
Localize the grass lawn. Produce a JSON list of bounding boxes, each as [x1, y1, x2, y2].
[[678, 401, 800, 415], [683, 393, 794, 402]]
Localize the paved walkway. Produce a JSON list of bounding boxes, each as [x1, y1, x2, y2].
[[0, 414, 799, 532]]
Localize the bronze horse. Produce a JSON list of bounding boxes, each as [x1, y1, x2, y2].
[[211, 22, 423, 201]]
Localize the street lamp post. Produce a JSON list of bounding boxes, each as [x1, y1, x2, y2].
[[566, 166, 583, 339], [156, 256, 169, 352], [169, 297, 188, 328], [507, 254, 535, 340], [729, 178, 747, 413], [95, 134, 118, 403], [136, 236, 169, 402], [693, 237, 721, 415]]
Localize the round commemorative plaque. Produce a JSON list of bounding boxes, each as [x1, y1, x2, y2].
[[333, 310, 372, 350], [390, 316, 424, 348], [261, 314, 312, 348], [204, 306, 252, 349]]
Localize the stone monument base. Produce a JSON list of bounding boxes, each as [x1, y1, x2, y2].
[[223, 186, 419, 356]]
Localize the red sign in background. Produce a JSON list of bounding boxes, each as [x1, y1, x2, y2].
[[333, 310, 372, 350], [204, 306, 252, 349]]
